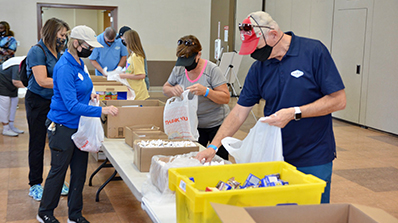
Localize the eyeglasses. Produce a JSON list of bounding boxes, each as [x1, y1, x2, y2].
[[238, 23, 274, 32], [177, 39, 195, 46], [81, 42, 93, 50]]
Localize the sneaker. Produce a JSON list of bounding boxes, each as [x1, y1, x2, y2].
[[37, 213, 60, 223], [29, 184, 43, 201], [61, 182, 69, 196], [2, 129, 18, 137], [67, 216, 90, 223], [9, 125, 24, 134]]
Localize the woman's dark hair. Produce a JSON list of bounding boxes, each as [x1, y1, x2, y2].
[[41, 18, 70, 52], [176, 35, 202, 58], [0, 21, 14, 36]]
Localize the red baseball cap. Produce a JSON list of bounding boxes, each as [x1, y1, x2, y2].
[[238, 17, 260, 55]]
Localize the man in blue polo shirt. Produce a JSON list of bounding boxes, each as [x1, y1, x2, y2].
[[196, 11, 346, 203], [89, 27, 128, 76]]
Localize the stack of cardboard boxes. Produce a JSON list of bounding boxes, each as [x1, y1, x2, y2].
[[99, 99, 199, 172], [91, 75, 128, 100]]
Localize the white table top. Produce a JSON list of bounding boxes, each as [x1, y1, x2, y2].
[[102, 138, 202, 222], [102, 138, 147, 202]]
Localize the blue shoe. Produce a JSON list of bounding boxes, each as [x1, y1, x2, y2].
[[61, 182, 69, 196], [29, 184, 43, 201]]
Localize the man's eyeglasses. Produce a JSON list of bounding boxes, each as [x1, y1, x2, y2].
[[177, 39, 195, 46], [238, 23, 274, 32]]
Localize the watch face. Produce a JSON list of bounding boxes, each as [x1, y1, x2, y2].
[[295, 113, 302, 121]]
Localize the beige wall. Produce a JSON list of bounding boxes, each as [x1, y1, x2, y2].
[[4, 0, 211, 62]]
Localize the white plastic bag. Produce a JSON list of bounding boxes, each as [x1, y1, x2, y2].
[[141, 152, 231, 205], [163, 90, 199, 141], [149, 152, 230, 194], [71, 100, 104, 153], [221, 120, 284, 163], [103, 67, 136, 100]]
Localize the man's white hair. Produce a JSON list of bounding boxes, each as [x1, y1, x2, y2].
[[248, 11, 280, 37]]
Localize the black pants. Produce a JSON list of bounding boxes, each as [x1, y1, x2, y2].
[[39, 119, 89, 219], [25, 90, 51, 186], [198, 125, 229, 160]]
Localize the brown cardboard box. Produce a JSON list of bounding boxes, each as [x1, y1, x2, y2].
[[101, 100, 165, 138], [90, 75, 114, 82], [211, 203, 398, 223], [93, 82, 124, 86], [133, 140, 199, 172], [125, 129, 168, 148], [94, 85, 127, 92], [126, 124, 161, 131], [91, 150, 106, 162]]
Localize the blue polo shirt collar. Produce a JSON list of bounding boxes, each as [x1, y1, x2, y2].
[[64, 51, 84, 70], [263, 31, 298, 66]]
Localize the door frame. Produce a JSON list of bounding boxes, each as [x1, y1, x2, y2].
[[36, 3, 118, 41]]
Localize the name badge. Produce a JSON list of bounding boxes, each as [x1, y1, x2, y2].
[[78, 73, 84, 81]]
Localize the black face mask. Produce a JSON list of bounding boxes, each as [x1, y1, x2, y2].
[[0, 31, 5, 36], [56, 38, 66, 50], [77, 46, 92, 58], [185, 58, 198, 71], [121, 39, 126, 46], [251, 44, 273, 62], [251, 33, 285, 62]]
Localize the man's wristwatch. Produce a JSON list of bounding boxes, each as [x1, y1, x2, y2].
[[294, 106, 302, 121]]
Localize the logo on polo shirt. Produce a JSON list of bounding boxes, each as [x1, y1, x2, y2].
[[115, 46, 120, 50], [291, 70, 304, 78], [78, 73, 84, 81]]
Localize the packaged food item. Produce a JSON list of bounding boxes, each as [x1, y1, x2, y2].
[[260, 174, 289, 187], [241, 173, 261, 188], [226, 177, 241, 189], [205, 173, 289, 192], [205, 187, 219, 192], [216, 181, 232, 191]]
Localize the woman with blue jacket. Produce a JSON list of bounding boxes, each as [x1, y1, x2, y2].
[[37, 25, 118, 223]]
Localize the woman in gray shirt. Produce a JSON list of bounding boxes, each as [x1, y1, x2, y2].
[[163, 35, 230, 159]]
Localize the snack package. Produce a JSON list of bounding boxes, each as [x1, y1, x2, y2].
[[149, 152, 231, 194], [241, 173, 261, 188]]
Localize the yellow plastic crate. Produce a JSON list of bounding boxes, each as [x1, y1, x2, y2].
[[168, 161, 326, 223]]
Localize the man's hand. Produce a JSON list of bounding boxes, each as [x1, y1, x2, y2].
[[260, 107, 294, 128]]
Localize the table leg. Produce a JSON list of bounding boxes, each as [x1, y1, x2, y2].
[[95, 170, 122, 202]]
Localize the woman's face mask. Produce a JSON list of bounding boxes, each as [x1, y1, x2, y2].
[[185, 57, 199, 71], [77, 44, 92, 58], [56, 38, 67, 51]]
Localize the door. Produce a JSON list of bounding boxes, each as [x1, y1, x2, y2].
[[331, 8, 367, 123]]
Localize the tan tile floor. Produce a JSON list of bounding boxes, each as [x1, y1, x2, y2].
[[0, 93, 397, 222]]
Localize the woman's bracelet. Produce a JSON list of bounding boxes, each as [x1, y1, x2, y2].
[[204, 88, 210, 97], [207, 144, 218, 151]]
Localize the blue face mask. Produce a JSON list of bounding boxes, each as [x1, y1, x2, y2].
[[56, 38, 66, 50]]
